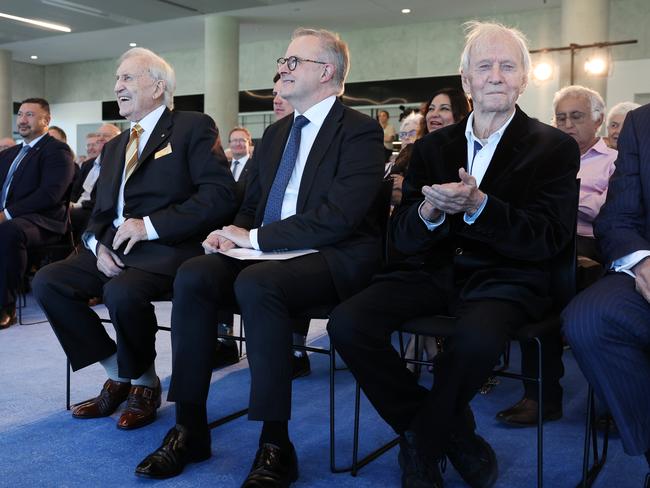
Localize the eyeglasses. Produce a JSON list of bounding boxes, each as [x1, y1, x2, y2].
[[277, 56, 327, 71], [229, 138, 248, 144], [399, 129, 417, 139], [555, 111, 588, 126]]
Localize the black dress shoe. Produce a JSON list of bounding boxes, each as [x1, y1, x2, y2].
[[495, 397, 562, 427], [446, 431, 497, 488], [0, 305, 16, 330], [213, 339, 240, 369], [241, 443, 298, 488], [398, 431, 444, 488], [135, 425, 211, 479], [291, 354, 311, 379]]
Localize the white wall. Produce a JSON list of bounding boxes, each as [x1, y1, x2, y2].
[[49, 100, 102, 156], [607, 58, 650, 106]]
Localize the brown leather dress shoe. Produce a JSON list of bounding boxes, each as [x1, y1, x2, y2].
[[495, 397, 562, 427], [0, 305, 16, 330], [72, 379, 131, 418], [117, 377, 162, 430]]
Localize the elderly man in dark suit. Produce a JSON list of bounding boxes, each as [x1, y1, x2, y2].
[[563, 103, 650, 487], [328, 21, 580, 488], [136, 28, 384, 486], [33, 48, 237, 430], [0, 98, 75, 328]]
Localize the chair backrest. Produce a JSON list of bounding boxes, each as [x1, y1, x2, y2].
[[549, 178, 580, 312], [373, 178, 394, 262]]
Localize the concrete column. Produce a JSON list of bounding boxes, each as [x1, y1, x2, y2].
[[204, 14, 239, 137], [0, 50, 13, 139], [560, 0, 609, 96]]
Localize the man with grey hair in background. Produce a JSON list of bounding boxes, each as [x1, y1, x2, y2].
[[606, 101, 641, 149], [328, 21, 579, 488], [136, 28, 384, 486], [0, 137, 15, 152], [33, 47, 237, 431]]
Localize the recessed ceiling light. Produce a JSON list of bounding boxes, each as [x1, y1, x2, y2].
[[0, 11, 71, 32], [129, 42, 137, 47], [30, 55, 38, 60], [401, 8, 411, 14]]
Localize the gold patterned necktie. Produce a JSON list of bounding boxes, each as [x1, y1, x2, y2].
[[124, 123, 144, 181]]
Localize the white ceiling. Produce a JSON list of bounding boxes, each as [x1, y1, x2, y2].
[[0, 0, 560, 65]]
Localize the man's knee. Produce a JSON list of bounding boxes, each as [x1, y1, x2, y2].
[[32, 263, 61, 301], [328, 301, 373, 350], [103, 279, 147, 310], [0, 220, 23, 249], [174, 256, 224, 299], [562, 294, 606, 352], [233, 265, 277, 304]]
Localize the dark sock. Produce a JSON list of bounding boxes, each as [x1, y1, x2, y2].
[[260, 421, 290, 450], [176, 402, 209, 437], [645, 449, 650, 468]]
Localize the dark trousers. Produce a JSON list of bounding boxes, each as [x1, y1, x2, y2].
[[32, 248, 173, 378], [0, 217, 58, 307], [70, 206, 91, 247], [167, 251, 337, 426], [563, 273, 650, 456], [328, 270, 528, 458]]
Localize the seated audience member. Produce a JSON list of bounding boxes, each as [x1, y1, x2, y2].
[[0, 98, 75, 329], [378, 109, 396, 162], [389, 112, 424, 205], [328, 21, 579, 488], [84, 132, 101, 162], [48, 126, 67, 143], [228, 126, 253, 199], [563, 103, 650, 488], [32, 48, 236, 429], [606, 101, 641, 149], [496, 85, 616, 427], [69, 124, 121, 242], [135, 27, 384, 485], [0, 137, 16, 152]]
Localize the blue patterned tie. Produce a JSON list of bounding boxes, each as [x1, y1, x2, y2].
[[263, 115, 310, 225], [1, 144, 31, 207]]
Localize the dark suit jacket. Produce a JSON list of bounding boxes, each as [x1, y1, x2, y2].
[[233, 156, 251, 205], [70, 157, 98, 209], [0, 134, 75, 234], [87, 108, 238, 276], [235, 99, 385, 300], [595, 103, 650, 265], [392, 106, 580, 319]]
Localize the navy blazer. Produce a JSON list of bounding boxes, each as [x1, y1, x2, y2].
[[595, 103, 650, 265], [0, 133, 75, 234], [392, 106, 580, 319], [234, 99, 385, 300], [86, 108, 238, 276]]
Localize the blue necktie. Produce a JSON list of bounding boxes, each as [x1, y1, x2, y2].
[[1, 144, 31, 207], [262, 115, 310, 225]]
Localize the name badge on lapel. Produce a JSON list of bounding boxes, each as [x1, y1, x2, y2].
[[154, 143, 172, 159]]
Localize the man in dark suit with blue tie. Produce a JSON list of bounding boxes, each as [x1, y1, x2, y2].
[[0, 98, 74, 328], [563, 103, 650, 487], [136, 28, 384, 486]]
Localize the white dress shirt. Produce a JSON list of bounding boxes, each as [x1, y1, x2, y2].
[[250, 95, 337, 249], [84, 104, 165, 255], [230, 154, 249, 182], [3, 132, 47, 220], [72, 154, 102, 208]]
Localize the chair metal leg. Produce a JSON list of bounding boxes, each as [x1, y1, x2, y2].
[[535, 336, 544, 488], [576, 385, 609, 488], [66, 358, 71, 410]]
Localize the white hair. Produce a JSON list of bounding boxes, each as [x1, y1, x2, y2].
[[607, 101, 641, 126], [459, 21, 531, 77], [552, 85, 605, 124], [118, 47, 176, 110]]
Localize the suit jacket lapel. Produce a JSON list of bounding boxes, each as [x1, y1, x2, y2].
[[134, 108, 173, 173], [479, 106, 529, 190], [296, 100, 343, 211], [9, 135, 49, 186], [0, 145, 21, 183], [440, 118, 469, 183]]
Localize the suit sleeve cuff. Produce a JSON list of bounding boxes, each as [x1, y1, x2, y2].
[[250, 228, 260, 250], [463, 195, 488, 225], [612, 250, 650, 277], [143, 216, 159, 241], [3, 209, 11, 220], [418, 201, 445, 230]]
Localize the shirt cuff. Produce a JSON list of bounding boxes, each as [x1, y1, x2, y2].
[[84, 234, 99, 257], [463, 195, 488, 225], [143, 216, 159, 241], [418, 201, 445, 230], [71, 201, 82, 209], [4, 209, 11, 220], [612, 250, 650, 278], [250, 228, 260, 250]]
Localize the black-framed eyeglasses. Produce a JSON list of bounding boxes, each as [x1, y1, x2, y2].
[[277, 56, 327, 71]]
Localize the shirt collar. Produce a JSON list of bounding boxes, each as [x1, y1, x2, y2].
[[583, 137, 614, 158], [294, 95, 336, 130], [24, 132, 47, 148], [130, 104, 166, 134], [464, 109, 516, 146]]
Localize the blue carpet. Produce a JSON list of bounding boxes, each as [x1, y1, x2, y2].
[[0, 294, 646, 487]]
